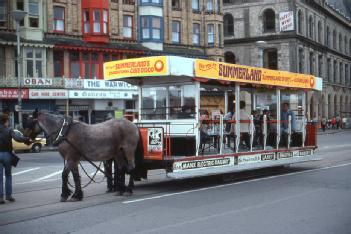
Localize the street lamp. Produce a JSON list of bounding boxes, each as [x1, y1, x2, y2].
[[12, 10, 27, 128], [255, 40, 267, 68]]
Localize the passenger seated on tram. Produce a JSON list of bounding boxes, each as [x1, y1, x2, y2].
[[178, 105, 194, 119], [280, 102, 296, 147]]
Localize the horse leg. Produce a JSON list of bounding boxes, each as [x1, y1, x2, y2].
[[70, 163, 83, 201], [115, 167, 126, 196], [125, 148, 136, 195], [125, 169, 135, 196], [60, 165, 71, 202]]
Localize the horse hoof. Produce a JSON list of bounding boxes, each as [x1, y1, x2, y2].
[[115, 191, 124, 196], [124, 191, 133, 196], [68, 197, 81, 202]]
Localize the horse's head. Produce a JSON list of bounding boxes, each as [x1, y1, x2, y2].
[[23, 111, 66, 141], [23, 117, 42, 140]]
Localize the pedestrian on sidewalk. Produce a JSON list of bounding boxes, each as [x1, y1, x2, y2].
[[331, 117, 336, 129], [321, 117, 327, 132], [336, 115, 341, 129], [0, 114, 31, 204]]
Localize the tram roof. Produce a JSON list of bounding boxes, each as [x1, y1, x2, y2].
[[103, 56, 323, 91]]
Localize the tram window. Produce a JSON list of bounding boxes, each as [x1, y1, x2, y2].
[[141, 87, 167, 120], [281, 92, 304, 132], [170, 85, 196, 119]]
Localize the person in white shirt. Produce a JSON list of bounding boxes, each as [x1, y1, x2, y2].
[[238, 101, 250, 148]]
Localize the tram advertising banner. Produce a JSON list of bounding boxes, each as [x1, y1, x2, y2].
[[104, 56, 168, 80], [195, 59, 316, 90]]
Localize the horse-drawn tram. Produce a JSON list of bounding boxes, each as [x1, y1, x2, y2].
[[104, 56, 323, 179]]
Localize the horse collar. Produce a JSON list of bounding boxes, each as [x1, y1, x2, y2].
[[52, 117, 72, 146]]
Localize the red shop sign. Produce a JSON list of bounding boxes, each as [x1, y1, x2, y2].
[[0, 88, 29, 99]]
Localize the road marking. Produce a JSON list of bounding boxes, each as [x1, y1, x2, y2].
[[31, 170, 62, 183], [136, 188, 324, 234], [12, 167, 40, 176], [123, 162, 351, 204], [319, 144, 351, 150]]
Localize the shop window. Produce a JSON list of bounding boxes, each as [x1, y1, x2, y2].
[[207, 24, 214, 46], [223, 14, 234, 36], [172, 21, 180, 43], [0, 0, 6, 27], [53, 51, 64, 77], [193, 23, 200, 45], [263, 9, 275, 32], [140, 16, 162, 41], [123, 15, 133, 38], [25, 48, 45, 78], [29, 0, 39, 28], [263, 48, 278, 70], [53, 6, 64, 32]]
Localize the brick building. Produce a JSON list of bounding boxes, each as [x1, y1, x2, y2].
[[0, 0, 224, 125], [223, 0, 351, 120]]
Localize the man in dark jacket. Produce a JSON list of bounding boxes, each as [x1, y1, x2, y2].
[[0, 114, 31, 204]]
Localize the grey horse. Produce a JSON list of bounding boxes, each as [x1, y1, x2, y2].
[[23, 111, 143, 202]]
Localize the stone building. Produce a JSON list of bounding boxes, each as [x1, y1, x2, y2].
[[223, 0, 351, 120], [0, 0, 224, 124]]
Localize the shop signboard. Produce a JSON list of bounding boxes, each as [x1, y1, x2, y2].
[[68, 90, 134, 99], [0, 88, 29, 99], [29, 89, 68, 99], [84, 80, 137, 90], [23, 78, 53, 86]]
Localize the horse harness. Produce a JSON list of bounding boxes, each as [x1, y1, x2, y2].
[[39, 117, 112, 181]]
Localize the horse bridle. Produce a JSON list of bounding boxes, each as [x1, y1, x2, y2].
[[34, 116, 72, 146]]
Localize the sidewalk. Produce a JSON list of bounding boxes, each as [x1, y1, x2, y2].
[[317, 128, 351, 135]]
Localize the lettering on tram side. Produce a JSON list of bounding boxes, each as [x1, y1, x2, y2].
[[218, 64, 262, 82], [261, 153, 275, 161], [237, 155, 261, 164], [277, 152, 293, 159], [176, 158, 232, 171], [298, 150, 312, 156]]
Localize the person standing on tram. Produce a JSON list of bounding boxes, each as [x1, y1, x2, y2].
[[280, 102, 296, 147], [238, 101, 250, 148]]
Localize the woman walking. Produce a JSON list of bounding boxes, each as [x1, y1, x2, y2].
[[0, 114, 31, 204]]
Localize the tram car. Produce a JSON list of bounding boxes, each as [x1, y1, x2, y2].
[[104, 56, 323, 179]]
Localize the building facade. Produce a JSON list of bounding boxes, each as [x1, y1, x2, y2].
[[223, 0, 351, 120], [0, 0, 224, 126]]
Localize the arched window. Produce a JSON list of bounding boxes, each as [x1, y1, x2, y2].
[[308, 16, 314, 39], [223, 14, 234, 36], [263, 9, 275, 32], [326, 26, 330, 47], [297, 10, 303, 35], [333, 30, 336, 49], [317, 21, 322, 43], [224, 51, 236, 64]]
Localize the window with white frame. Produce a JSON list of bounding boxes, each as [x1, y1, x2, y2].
[[53, 6, 64, 32], [140, 16, 162, 41], [172, 21, 180, 43], [140, 0, 162, 4], [193, 23, 200, 45], [24, 48, 45, 78], [0, 0, 6, 27], [123, 15, 133, 38], [216, 0, 220, 14], [103, 10, 108, 33], [192, 0, 199, 11], [207, 24, 214, 46], [29, 0, 39, 28]]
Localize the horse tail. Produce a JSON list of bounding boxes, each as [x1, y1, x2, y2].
[[134, 128, 146, 180]]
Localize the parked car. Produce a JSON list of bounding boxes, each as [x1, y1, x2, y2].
[[342, 118, 351, 129], [12, 130, 46, 153]]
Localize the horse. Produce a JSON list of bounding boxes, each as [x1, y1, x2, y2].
[[23, 111, 144, 202]]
